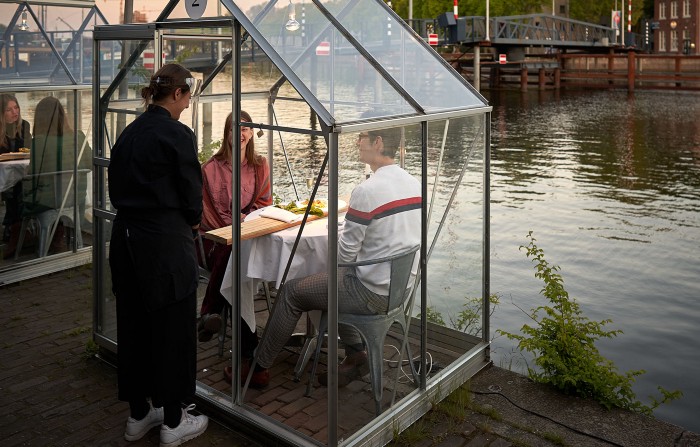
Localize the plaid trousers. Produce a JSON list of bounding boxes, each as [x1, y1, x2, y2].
[[255, 267, 387, 369]]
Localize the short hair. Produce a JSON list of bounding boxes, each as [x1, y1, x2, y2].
[[360, 110, 402, 158], [367, 126, 401, 158], [140, 63, 193, 105]]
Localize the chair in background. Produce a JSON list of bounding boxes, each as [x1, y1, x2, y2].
[[15, 169, 88, 259], [305, 245, 420, 416]]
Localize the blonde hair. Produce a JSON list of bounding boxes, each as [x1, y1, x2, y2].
[[1, 93, 24, 150]]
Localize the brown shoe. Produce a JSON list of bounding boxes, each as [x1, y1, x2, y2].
[[317, 350, 369, 387], [224, 360, 270, 389], [197, 313, 221, 342]]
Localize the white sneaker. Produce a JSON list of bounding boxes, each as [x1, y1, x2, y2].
[[159, 404, 208, 447], [124, 402, 164, 441]]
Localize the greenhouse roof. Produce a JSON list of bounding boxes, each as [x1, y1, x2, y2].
[[222, 0, 488, 126]]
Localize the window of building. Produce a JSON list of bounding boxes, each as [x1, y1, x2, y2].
[[670, 0, 678, 18], [660, 2, 666, 19], [670, 29, 679, 51], [682, 0, 690, 17], [659, 31, 666, 52]]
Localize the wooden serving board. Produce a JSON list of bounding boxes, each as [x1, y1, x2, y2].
[[0, 152, 30, 161], [204, 214, 324, 245], [205, 200, 348, 245]]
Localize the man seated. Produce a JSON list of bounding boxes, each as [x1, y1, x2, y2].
[[248, 124, 421, 388]]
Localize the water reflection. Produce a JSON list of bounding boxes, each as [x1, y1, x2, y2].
[[486, 89, 700, 432]]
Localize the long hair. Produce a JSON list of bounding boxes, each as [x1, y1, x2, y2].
[[140, 63, 193, 106], [215, 111, 263, 166], [33, 97, 72, 137], [0, 93, 24, 149]]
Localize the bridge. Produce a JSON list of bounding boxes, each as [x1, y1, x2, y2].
[[414, 14, 620, 49]]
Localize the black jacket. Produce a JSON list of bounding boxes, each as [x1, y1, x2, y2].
[[108, 105, 203, 312]]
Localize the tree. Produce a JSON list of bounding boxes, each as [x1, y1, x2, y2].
[[391, 0, 548, 19]]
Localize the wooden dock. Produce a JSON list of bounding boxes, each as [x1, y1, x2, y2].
[[444, 51, 700, 92]]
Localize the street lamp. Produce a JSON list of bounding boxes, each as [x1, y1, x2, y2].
[[18, 12, 30, 31], [682, 39, 695, 55]]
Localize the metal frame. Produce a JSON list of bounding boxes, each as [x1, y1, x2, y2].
[[89, 3, 492, 446]]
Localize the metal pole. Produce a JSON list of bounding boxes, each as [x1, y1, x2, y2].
[[485, 0, 490, 41], [409, 0, 413, 21]]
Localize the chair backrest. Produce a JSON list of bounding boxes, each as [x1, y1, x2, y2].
[[339, 245, 420, 314], [387, 246, 420, 312]]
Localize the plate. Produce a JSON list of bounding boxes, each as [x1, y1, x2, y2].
[[243, 199, 347, 222]]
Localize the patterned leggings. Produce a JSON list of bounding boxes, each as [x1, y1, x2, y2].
[[255, 267, 387, 369]]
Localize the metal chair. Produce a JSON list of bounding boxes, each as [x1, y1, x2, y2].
[[15, 168, 88, 259], [306, 245, 420, 416]]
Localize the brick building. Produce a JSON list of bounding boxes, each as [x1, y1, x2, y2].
[[655, 0, 699, 53]]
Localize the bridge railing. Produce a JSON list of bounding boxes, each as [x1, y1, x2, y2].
[[493, 14, 615, 46], [411, 15, 615, 48]]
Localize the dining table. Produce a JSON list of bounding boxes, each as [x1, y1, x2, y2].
[[0, 158, 30, 193], [208, 201, 347, 334]]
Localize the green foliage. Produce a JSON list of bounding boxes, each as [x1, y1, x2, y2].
[[83, 339, 100, 360], [424, 306, 446, 326], [498, 231, 681, 414], [199, 139, 220, 164], [452, 293, 500, 335], [422, 293, 498, 337], [391, 0, 550, 19]]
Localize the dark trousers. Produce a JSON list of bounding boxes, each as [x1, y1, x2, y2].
[[199, 238, 258, 358]]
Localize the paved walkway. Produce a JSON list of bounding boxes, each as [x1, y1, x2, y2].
[[2, 267, 699, 447]]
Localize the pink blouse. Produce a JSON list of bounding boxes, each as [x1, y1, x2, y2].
[[200, 156, 271, 232]]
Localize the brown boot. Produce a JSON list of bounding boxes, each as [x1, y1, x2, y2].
[[317, 350, 369, 387]]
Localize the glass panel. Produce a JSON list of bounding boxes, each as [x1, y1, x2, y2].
[[237, 5, 415, 121], [322, 1, 484, 114], [1, 89, 92, 263], [0, 3, 104, 85], [95, 213, 116, 340], [418, 115, 486, 378], [327, 123, 424, 436], [230, 1, 486, 123]]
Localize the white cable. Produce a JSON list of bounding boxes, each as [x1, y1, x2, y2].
[[383, 344, 433, 385]]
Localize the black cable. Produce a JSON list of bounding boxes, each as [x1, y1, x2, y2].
[[471, 390, 626, 447]]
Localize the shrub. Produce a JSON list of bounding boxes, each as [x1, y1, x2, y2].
[[498, 231, 681, 414]]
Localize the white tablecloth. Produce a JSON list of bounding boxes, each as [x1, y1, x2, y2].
[[220, 217, 336, 332], [0, 159, 29, 193]]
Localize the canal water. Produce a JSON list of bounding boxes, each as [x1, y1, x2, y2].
[[190, 78, 700, 431], [484, 89, 700, 432]]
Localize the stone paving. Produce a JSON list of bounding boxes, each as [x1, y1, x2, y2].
[[3, 266, 699, 447]]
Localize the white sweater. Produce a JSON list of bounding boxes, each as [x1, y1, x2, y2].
[[340, 164, 421, 295]]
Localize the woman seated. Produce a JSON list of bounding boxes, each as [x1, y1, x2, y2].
[[197, 111, 271, 384], [22, 96, 91, 255], [1, 93, 32, 258]]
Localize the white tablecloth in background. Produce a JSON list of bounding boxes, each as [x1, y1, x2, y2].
[[0, 159, 29, 193], [220, 217, 336, 332]]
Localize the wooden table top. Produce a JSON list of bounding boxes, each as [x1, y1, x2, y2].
[[204, 200, 348, 245], [0, 152, 30, 162]]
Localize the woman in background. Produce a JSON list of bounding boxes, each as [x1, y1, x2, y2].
[[197, 111, 271, 388], [22, 96, 91, 255], [1, 93, 31, 258]]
